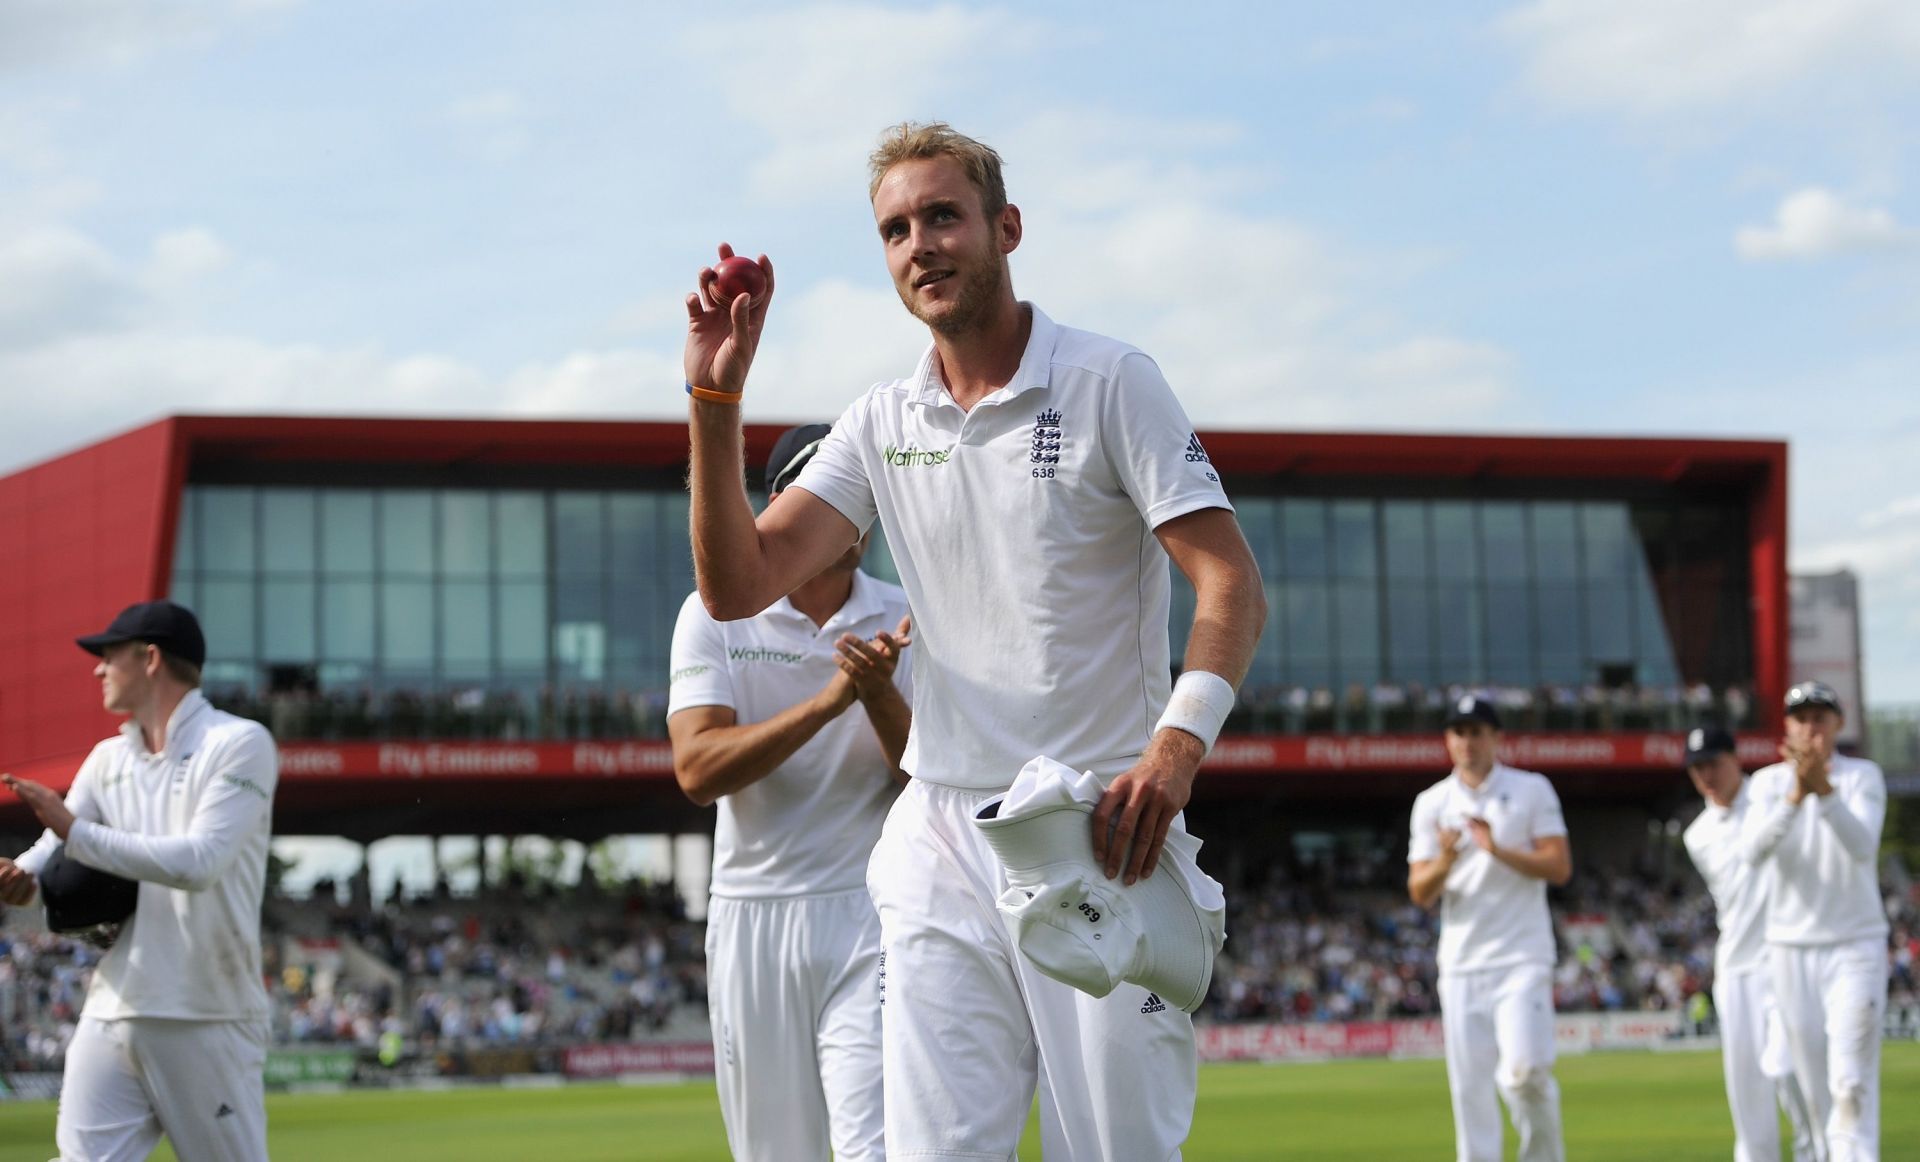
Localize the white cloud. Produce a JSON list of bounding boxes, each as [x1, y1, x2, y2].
[[1497, 0, 1920, 116], [684, 3, 1040, 203], [1861, 494, 1920, 529], [1735, 187, 1918, 260], [148, 227, 234, 285], [0, 225, 139, 347], [1003, 116, 1523, 429], [0, 0, 296, 73]]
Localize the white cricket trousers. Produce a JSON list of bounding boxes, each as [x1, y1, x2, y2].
[[56, 1015, 268, 1162], [866, 778, 1199, 1161], [1437, 963, 1564, 1162], [705, 887, 886, 1161], [1771, 937, 1888, 1162], [1713, 966, 1817, 1162]]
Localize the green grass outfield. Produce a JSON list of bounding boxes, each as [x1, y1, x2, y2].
[[3, 1043, 1916, 1160]]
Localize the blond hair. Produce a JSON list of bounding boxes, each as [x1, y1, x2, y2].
[[868, 122, 1007, 218], [160, 650, 202, 689]]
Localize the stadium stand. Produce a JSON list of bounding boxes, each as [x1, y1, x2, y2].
[[7, 861, 1910, 1076]]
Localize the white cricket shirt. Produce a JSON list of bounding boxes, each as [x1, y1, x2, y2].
[[13, 689, 277, 1021], [1407, 764, 1567, 974], [1682, 781, 1768, 977], [669, 570, 912, 898], [1741, 753, 1887, 947], [792, 304, 1232, 791]]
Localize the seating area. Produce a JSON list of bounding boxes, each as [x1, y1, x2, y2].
[[7, 861, 1912, 1074]]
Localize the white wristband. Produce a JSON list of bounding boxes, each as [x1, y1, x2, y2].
[[1155, 670, 1235, 754]]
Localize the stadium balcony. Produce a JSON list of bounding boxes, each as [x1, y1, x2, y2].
[[199, 680, 1757, 743]]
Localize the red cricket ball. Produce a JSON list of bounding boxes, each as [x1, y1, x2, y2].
[[712, 256, 768, 307]]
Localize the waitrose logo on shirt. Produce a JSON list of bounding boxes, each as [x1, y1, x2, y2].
[[882, 443, 952, 468], [728, 647, 807, 664]]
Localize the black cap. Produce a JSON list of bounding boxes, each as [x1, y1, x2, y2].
[[1443, 693, 1502, 730], [1784, 680, 1843, 717], [1683, 725, 1737, 767], [38, 844, 139, 932], [76, 600, 207, 669], [765, 424, 832, 497]]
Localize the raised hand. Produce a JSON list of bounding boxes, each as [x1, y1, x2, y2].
[[1780, 741, 1833, 801], [3, 773, 74, 840], [684, 243, 775, 395]]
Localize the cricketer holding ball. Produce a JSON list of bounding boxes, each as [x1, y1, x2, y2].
[[680, 122, 1265, 1158], [668, 424, 913, 1161], [1, 601, 276, 1162], [1408, 695, 1571, 1162], [1680, 725, 1816, 1162], [1742, 681, 1889, 1162]]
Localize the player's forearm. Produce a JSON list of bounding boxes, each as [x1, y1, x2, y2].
[[1816, 792, 1883, 864], [1490, 842, 1571, 885], [859, 685, 913, 784], [674, 694, 847, 806], [1408, 858, 1452, 907], [687, 402, 780, 620], [1741, 797, 1796, 866], [66, 817, 247, 892], [1180, 560, 1265, 689]]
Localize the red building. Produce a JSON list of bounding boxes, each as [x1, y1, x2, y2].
[[0, 416, 1788, 843]]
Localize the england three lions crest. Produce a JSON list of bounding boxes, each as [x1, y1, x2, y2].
[[1030, 409, 1062, 477]]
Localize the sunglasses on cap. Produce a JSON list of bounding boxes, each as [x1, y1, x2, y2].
[[768, 437, 828, 496], [1783, 681, 1842, 715]]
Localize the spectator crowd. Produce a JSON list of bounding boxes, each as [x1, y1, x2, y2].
[[4, 853, 1914, 1075]]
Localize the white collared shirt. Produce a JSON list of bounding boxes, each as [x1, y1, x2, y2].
[[792, 304, 1231, 791], [1682, 781, 1768, 976], [1408, 763, 1567, 974], [13, 689, 278, 1021], [1741, 753, 1887, 946], [669, 570, 912, 898]]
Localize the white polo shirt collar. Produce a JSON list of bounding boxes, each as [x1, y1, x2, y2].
[[117, 688, 211, 761], [764, 568, 892, 637], [907, 302, 1060, 412], [1447, 762, 1508, 807]]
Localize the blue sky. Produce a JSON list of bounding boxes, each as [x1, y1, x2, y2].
[[3, 0, 1917, 706]]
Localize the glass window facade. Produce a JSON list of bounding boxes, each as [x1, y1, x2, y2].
[[172, 484, 710, 741], [172, 481, 1751, 741], [1173, 494, 1752, 734]]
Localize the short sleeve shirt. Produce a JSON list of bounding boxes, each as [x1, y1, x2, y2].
[[792, 303, 1231, 790], [669, 571, 912, 898], [1408, 764, 1567, 974]]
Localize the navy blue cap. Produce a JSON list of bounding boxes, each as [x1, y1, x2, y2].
[[1784, 680, 1843, 717], [766, 423, 832, 496], [76, 600, 206, 669], [38, 844, 138, 932], [1683, 725, 1737, 767], [1443, 693, 1502, 730]]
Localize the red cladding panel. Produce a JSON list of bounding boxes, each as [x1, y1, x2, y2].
[[0, 420, 182, 773]]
